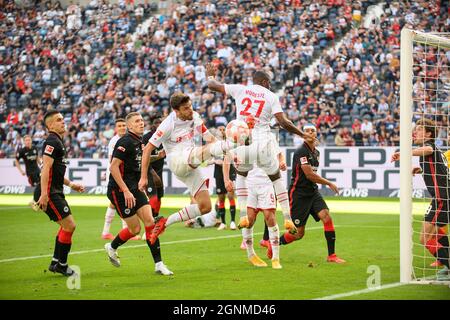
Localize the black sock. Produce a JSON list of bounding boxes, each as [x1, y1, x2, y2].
[[437, 235, 450, 268], [230, 205, 236, 222], [325, 231, 336, 256], [111, 235, 127, 250], [58, 242, 72, 265], [219, 207, 226, 224], [147, 238, 162, 264], [263, 222, 269, 241], [52, 236, 60, 262]]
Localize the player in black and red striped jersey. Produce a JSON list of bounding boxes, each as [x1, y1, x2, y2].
[[276, 123, 346, 263], [15, 135, 41, 187], [35, 110, 85, 277], [391, 118, 449, 281], [105, 112, 172, 275]]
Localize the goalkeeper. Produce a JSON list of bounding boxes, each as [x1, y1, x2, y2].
[[391, 119, 449, 281]]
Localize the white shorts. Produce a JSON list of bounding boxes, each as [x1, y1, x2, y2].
[[168, 147, 209, 196], [229, 138, 279, 176], [247, 184, 276, 211]]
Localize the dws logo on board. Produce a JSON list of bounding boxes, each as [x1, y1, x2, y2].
[[0, 186, 26, 194]]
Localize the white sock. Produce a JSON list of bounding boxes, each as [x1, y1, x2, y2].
[[268, 224, 280, 260], [209, 140, 235, 157], [166, 204, 202, 226], [272, 178, 291, 220], [242, 227, 255, 258], [102, 207, 116, 235], [235, 175, 248, 218]]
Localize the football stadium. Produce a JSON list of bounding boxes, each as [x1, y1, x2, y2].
[[0, 0, 449, 302]]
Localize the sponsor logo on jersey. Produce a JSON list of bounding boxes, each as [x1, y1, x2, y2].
[[117, 146, 126, 152], [300, 157, 308, 164], [45, 145, 54, 155], [156, 130, 164, 137]]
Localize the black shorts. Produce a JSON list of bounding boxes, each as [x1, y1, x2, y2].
[[107, 188, 149, 219], [290, 189, 328, 227], [147, 170, 164, 199], [214, 164, 236, 195], [34, 187, 71, 222], [27, 171, 40, 187], [424, 198, 450, 227]]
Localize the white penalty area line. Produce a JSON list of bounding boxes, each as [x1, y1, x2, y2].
[[313, 282, 406, 300], [0, 227, 325, 264]]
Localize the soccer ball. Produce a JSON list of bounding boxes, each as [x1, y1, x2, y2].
[[225, 119, 250, 145]]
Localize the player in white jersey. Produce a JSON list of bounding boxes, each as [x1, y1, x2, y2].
[[139, 92, 237, 244], [224, 134, 285, 269], [206, 64, 311, 236], [101, 118, 140, 240]]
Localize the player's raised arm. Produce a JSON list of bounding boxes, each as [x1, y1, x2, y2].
[[206, 62, 225, 95], [274, 112, 307, 138]]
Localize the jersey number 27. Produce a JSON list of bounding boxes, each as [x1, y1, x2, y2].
[[240, 97, 265, 118]]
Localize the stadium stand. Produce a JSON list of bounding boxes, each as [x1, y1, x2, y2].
[[0, 0, 448, 158]]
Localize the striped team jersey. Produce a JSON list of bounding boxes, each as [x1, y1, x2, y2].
[[420, 141, 449, 200]]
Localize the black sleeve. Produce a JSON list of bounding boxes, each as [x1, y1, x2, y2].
[[296, 146, 310, 166], [142, 132, 151, 145], [16, 149, 23, 161], [42, 139, 60, 159], [112, 139, 129, 162]]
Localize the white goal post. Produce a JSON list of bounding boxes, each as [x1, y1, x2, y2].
[[400, 28, 450, 284]]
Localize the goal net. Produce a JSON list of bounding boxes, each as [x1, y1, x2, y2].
[[400, 29, 450, 284]]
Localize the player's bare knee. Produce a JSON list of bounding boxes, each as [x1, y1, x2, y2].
[[268, 171, 281, 181], [64, 223, 76, 233], [129, 225, 141, 236], [320, 211, 331, 223]]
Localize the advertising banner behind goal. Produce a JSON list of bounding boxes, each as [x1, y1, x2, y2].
[[0, 147, 429, 197]]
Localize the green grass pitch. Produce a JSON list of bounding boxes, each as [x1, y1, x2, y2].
[[0, 195, 449, 300]]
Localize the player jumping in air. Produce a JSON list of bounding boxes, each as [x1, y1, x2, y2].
[[138, 92, 237, 245], [206, 63, 311, 236]]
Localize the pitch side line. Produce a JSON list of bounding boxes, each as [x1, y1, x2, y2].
[[313, 282, 406, 300], [0, 227, 322, 263]]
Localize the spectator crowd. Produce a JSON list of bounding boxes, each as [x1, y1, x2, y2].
[[0, 0, 448, 159]]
